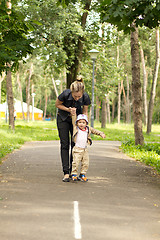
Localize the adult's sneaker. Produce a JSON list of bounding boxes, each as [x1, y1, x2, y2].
[[62, 174, 70, 182]]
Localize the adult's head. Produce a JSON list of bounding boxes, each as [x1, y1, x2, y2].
[[70, 75, 85, 101]]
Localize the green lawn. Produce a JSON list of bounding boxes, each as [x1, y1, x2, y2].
[[0, 119, 160, 173]]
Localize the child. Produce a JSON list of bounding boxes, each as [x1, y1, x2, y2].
[[71, 113, 106, 182]]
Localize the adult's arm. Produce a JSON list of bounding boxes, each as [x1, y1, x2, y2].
[[55, 98, 76, 115], [55, 98, 70, 113]]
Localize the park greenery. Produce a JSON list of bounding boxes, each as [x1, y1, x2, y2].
[[0, 1, 160, 173], [0, 119, 160, 174]]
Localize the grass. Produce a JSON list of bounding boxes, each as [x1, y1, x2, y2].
[[0, 119, 160, 173], [0, 120, 59, 159]]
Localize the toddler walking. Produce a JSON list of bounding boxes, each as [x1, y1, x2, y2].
[[71, 113, 106, 182]]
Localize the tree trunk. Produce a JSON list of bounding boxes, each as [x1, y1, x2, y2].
[[27, 63, 33, 122], [101, 99, 106, 128], [96, 97, 100, 122], [117, 81, 121, 124], [66, 0, 91, 87], [106, 95, 110, 123], [147, 28, 160, 134], [5, 1, 14, 129], [17, 72, 25, 120], [6, 68, 14, 130], [111, 97, 116, 122], [131, 25, 144, 145], [52, 76, 58, 97], [126, 73, 131, 123], [140, 43, 148, 126], [0, 72, 5, 104], [44, 89, 48, 120], [117, 37, 121, 124], [121, 80, 127, 122]]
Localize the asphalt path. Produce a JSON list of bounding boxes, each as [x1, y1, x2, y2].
[[0, 140, 160, 240]]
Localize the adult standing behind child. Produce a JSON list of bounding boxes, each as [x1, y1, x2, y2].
[[71, 114, 106, 182], [55, 76, 91, 182]]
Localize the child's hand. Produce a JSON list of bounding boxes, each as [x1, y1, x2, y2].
[[101, 133, 106, 139]]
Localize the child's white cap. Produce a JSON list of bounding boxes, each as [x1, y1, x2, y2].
[[76, 114, 88, 124]]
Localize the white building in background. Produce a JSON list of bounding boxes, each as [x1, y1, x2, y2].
[[0, 99, 43, 121]]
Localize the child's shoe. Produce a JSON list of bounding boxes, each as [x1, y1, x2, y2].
[[72, 174, 78, 181], [78, 174, 88, 182]]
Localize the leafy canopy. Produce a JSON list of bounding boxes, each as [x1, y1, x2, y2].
[[98, 0, 160, 33], [0, 0, 34, 74]]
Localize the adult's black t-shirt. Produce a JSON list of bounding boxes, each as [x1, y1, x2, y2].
[[57, 89, 91, 121]]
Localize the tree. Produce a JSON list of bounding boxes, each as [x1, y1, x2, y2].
[[98, 0, 160, 145], [140, 42, 148, 126], [22, 0, 94, 88], [131, 25, 144, 145], [0, 0, 34, 129], [0, 1, 33, 74], [147, 28, 160, 134], [0, 72, 5, 104], [65, 0, 92, 87], [16, 71, 25, 120]]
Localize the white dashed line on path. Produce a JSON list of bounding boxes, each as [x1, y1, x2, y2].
[[73, 201, 82, 239]]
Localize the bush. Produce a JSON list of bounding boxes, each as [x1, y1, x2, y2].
[[121, 140, 160, 173]]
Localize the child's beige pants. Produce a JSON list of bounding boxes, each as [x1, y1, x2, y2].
[[71, 146, 89, 175]]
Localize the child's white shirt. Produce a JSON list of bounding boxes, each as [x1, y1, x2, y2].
[[75, 127, 88, 148]]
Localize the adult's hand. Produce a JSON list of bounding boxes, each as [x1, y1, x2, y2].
[[69, 107, 76, 116]]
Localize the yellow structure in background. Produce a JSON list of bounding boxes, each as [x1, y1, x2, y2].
[[0, 99, 43, 121]]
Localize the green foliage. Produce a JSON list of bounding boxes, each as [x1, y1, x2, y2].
[[46, 99, 57, 118], [1, 79, 6, 103], [21, 0, 82, 72], [0, 120, 59, 162], [0, 1, 34, 74], [121, 140, 160, 173], [98, 0, 160, 33]]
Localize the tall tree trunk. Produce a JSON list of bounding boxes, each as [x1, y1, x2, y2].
[[66, 0, 91, 87], [60, 73, 63, 93], [140, 43, 148, 126], [111, 97, 116, 122], [99, 23, 107, 126], [101, 99, 106, 128], [96, 97, 100, 122], [106, 94, 110, 123], [44, 89, 48, 120], [117, 36, 121, 124], [6, 68, 14, 130], [0, 72, 5, 104], [126, 73, 131, 123], [121, 80, 127, 122], [27, 63, 33, 122], [6, 0, 14, 129], [17, 72, 25, 120], [131, 25, 144, 145], [117, 82, 121, 124], [147, 28, 160, 134], [52, 76, 58, 97]]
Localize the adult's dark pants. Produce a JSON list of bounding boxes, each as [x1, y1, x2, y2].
[[57, 114, 75, 175]]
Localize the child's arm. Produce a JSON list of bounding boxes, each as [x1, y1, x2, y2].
[[71, 109, 77, 128], [90, 127, 106, 139], [100, 132, 106, 139]]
